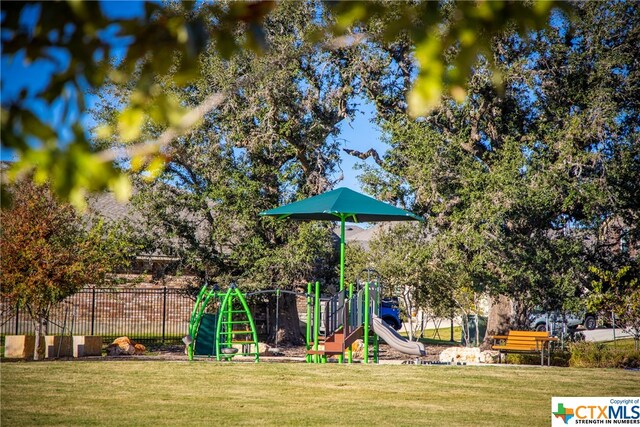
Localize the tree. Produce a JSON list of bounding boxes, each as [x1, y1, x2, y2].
[[92, 1, 357, 344], [0, 179, 135, 359], [346, 1, 639, 342], [587, 267, 640, 351], [344, 223, 459, 341], [2, 1, 564, 209]]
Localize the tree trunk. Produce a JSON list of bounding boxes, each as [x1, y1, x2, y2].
[[481, 295, 513, 349], [475, 310, 480, 346], [33, 314, 43, 361], [401, 286, 414, 341], [271, 293, 303, 346], [511, 297, 531, 329], [474, 292, 480, 346], [462, 309, 470, 347]]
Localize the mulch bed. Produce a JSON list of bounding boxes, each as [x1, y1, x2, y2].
[[142, 342, 451, 362]]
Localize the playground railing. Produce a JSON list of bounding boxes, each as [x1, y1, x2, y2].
[[323, 283, 380, 339], [323, 290, 347, 337], [348, 289, 364, 330]]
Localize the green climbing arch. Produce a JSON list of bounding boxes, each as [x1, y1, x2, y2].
[[215, 286, 260, 362], [187, 284, 218, 360]]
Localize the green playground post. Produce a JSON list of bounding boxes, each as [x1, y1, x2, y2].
[[364, 281, 370, 364], [338, 215, 346, 365], [348, 282, 353, 364], [374, 281, 379, 363], [339, 215, 346, 292], [314, 280, 320, 363], [306, 282, 312, 363], [226, 291, 232, 349]]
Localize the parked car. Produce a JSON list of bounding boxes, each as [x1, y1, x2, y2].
[[529, 310, 597, 332], [380, 297, 402, 330]]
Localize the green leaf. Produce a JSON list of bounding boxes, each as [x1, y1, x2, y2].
[[117, 108, 145, 142], [108, 174, 133, 203]]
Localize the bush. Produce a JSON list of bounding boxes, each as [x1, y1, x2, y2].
[[568, 342, 640, 368], [506, 351, 571, 367]]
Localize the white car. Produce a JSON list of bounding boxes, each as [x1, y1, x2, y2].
[[529, 311, 597, 332]]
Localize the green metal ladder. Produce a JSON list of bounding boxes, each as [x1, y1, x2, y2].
[[215, 286, 260, 362]]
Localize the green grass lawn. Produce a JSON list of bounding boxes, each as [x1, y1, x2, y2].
[[603, 337, 639, 351], [2, 361, 638, 426], [400, 326, 463, 345]]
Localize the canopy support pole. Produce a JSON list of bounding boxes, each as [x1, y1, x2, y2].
[[339, 214, 346, 292], [339, 215, 347, 363]]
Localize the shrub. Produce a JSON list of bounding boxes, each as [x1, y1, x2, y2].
[[568, 342, 640, 369], [506, 351, 571, 367]]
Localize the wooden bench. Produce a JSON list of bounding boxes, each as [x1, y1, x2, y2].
[[491, 330, 558, 366]]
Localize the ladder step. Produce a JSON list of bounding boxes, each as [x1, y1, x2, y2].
[[223, 321, 252, 324], [224, 310, 249, 313], [219, 331, 253, 334], [229, 340, 256, 344]]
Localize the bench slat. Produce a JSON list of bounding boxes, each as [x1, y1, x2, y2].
[[507, 333, 550, 338], [494, 345, 540, 351]]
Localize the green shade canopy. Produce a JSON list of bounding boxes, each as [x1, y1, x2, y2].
[[260, 187, 425, 297], [258, 187, 424, 223]]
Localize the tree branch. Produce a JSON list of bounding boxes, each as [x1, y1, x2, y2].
[[96, 92, 226, 162], [343, 148, 384, 167]]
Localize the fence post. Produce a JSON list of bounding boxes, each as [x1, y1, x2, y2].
[[91, 287, 96, 335], [15, 302, 20, 335], [162, 287, 167, 343]]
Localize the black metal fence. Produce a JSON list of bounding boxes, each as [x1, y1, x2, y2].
[[0, 287, 195, 344]]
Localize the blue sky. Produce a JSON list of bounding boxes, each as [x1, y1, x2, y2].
[[0, 1, 387, 194]]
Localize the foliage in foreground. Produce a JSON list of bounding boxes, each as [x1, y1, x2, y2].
[[2, 1, 562, 208]]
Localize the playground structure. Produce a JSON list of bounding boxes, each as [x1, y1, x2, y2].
[[186, 279, 425, 363]]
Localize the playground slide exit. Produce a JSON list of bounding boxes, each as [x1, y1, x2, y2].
[[371, 315, 426, 357]]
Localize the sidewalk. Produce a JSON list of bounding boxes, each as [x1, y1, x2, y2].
[[582, 328, 631, 342]]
